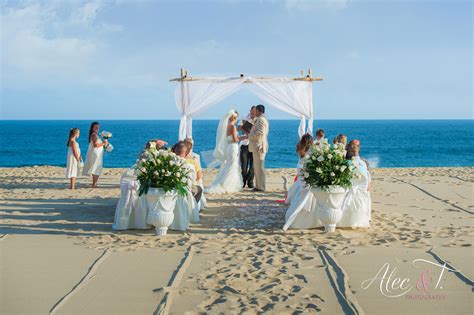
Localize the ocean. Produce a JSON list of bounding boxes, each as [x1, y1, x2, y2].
[[0, 120, 473, 168]]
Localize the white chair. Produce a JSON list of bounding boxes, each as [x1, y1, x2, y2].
[[169, 163, 199, 231], [283, 176, 323, 230], [113, 169, 151, 230], [339, 166, 371, 228]]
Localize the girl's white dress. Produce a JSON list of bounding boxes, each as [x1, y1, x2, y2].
[[82, 134, 104, 176], [205, 136, 243, 194], [283, 157, 323, 230], [66, 142, 81, 178]]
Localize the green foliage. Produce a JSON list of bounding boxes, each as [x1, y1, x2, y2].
[[301, 140, 357, 190], [134, 148, 192, 197]]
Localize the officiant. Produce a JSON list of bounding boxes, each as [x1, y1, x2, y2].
[[238, 106, 256, 189]]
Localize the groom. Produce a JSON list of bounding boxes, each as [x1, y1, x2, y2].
[[248, 104, 269, 192]]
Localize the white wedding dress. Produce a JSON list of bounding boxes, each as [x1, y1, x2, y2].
[[205, 135, 243, 194], [204, 110, 243, 194]]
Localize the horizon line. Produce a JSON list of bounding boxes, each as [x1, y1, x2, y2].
[[1, 118, 473, 121]]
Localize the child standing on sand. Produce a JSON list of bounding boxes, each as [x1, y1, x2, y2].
[[66, 128, 82, 190]]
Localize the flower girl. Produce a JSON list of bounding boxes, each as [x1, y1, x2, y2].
[[66, 128, 82, 190]]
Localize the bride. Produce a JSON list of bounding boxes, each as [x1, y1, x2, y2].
[[205, 110, 247, 194]]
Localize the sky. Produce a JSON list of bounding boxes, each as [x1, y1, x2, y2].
[[0, 0, 472, 120]]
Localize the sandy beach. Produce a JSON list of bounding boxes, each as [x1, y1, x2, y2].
[[0, 166, 472, 314]]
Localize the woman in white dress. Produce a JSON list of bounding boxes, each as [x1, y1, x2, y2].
[[205, 110, 247, 194], [82, 122, 108, 188], [66, 128, 82, 190]]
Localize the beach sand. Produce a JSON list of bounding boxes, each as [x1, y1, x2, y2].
[[0, 166, 472, 314]]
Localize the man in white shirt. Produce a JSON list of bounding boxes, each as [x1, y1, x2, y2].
[[315, 129, 325, 143], [238, 106, 256, 188]]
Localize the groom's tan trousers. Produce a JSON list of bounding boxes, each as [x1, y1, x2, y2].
[[253, 151, 266, 191]]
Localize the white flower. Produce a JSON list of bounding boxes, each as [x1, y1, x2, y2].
[[316, 168, 322, 173], [311, 155, 316, 160], [100, 131, 112, 138], [176, 172, 181, 178], [165, 171, 171, 176], [170, 160, 175, 166], [304, 172, 310, 178], [327, 154, 333, 160], [330, 172, 335, 176], [317, 155, 324, 162], [340, 165, 347, 172]]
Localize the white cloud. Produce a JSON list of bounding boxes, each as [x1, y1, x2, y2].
[[0, 1, 127, 85], [1, 2, 98, 74], [69, 0, 102, 26], [348, 50, 360, 60]]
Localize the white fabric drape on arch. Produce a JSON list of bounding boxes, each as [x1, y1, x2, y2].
[[175, 78, 244, 140], [175, 77, 314, 140], [246, 78, 313, 137]]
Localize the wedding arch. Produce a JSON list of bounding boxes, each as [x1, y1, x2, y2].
[[171, 69, 323, 140]]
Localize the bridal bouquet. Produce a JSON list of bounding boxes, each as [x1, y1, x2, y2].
[[100, 131, 113, 153], [301, 140, 357, 190], [134, 148, 192, 197]]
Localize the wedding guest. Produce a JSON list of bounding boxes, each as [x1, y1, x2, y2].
[[184, 138, 206, 209], [144, 139, 168, 151], [184, 138, 202, 183], [315, 129, 325, 143], [173, 141, 202, 203], [339, 139, 372, 227], [296, 133, 314, 158], [333, 134, 348, 147], [286, 133, 314, 205], [283, 133, 321, 230], [82, 121, 108, 188], [66, 128, 82, 190], [237, 106, 256, 188]]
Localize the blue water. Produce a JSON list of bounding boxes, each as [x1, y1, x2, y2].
[[0, 120, 473, 168]]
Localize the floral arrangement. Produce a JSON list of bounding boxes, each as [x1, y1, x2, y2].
[[100, 131, 113, 139], [134, 148, 192, 197], [301, 140, 357, 190], [100, 131, 113, 153]]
